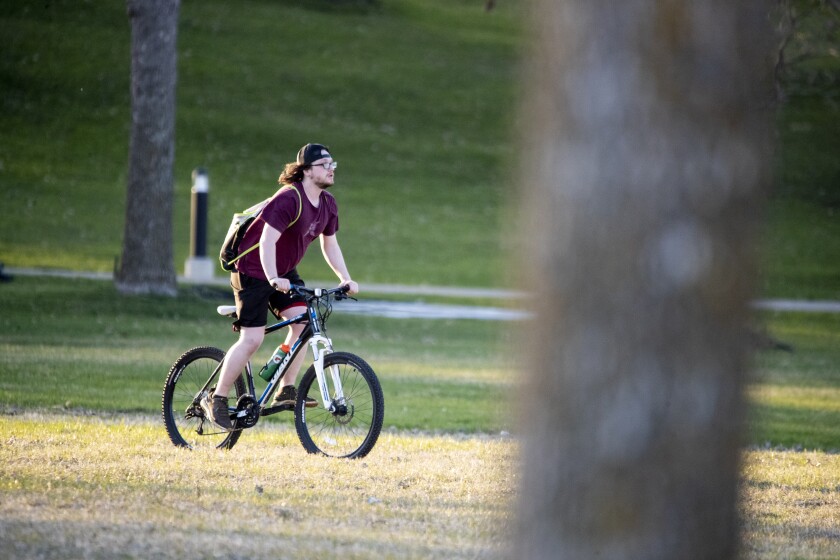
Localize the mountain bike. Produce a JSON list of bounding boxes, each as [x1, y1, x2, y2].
[[162, 285, 384, 458]]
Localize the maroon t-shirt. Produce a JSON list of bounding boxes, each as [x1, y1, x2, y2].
[[236, 183, 339, 280]]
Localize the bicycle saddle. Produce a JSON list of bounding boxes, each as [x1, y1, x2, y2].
[[217, 305, 237, 318]]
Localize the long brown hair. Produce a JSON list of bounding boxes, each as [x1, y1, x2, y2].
[[278, 162, 308, 185]]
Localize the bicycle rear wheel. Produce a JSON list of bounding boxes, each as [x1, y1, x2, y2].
[[295, 351, 384, 459], [162, 346, 246, 450]]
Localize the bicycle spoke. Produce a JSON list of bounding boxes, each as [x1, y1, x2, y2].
[[162, 347, 246, 450], [294, 352, 383, 458]]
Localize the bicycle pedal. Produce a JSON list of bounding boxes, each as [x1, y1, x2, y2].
[[260, 403, 294, 416]]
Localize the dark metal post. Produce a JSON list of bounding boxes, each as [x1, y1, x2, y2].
[[184, 167, 214, 281], [190, 167, 209, 257]]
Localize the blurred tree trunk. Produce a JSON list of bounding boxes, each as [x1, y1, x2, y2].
[[515, 1, 774, 559], [116, 0, 180, 296]]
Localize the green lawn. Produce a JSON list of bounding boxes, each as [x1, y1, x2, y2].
[[748, 311, 840, 451], [1, 2, 838, 557], [0, 0, 520, 287], [2, 1, 837, 298], [1, 275, 838, 452], [0, 275, 513, 433], [0, 276, 838, 560]]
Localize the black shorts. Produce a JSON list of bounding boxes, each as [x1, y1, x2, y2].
[[231, 268, 306, 328]]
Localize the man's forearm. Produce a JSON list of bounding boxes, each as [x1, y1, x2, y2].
[[260, 246, 278, 280], [322, 241, 351, 282], [260, 226, 281, 280]]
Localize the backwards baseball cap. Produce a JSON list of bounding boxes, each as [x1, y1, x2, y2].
[[296, 143, 332, 166]]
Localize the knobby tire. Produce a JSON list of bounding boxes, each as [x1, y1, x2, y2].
[[162, 346, 246, 450], [294, 351, 384, 459]]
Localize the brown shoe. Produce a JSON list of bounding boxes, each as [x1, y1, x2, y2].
[[200, 392, 233, 431], [271, 385, 317, 408]]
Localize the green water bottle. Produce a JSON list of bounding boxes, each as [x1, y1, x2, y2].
[[259, 344, 290, 381]]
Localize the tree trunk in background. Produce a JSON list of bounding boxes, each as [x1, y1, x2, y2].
[[515, 2, 774, 559], [117, 0, 180, 296]]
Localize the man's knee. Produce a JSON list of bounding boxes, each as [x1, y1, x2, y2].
[[238, 327, 265, 352], [283, 306, 307, 325], [283, 306, 309, 339]]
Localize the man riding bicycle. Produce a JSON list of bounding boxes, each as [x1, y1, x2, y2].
[[202, 143, 359, 431]]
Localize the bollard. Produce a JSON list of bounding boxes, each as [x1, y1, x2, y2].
[[184, 167, 215, 282], [190, 168, 209, 258]]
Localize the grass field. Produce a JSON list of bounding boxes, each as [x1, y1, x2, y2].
[[1, 276, 839, 557], [1, 413, 839, 560], [0, 413, 516, 560], [1, 0, 840, 557], [0, 276, 514, 433], [749, 311, 840, 452], [0, 0, 521, 287], [1, 0, 839, 296]]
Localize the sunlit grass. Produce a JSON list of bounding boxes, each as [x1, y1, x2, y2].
[[741, 449, 840, 560], [0, 412, 516, 560], [0, 277, 839, 559], [2, 413, 839, 560]]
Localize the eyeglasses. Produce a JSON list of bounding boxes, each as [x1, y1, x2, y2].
[[312, 161, 338, 171]]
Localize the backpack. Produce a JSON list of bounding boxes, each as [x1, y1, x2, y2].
[[219, 186, 302, 272]]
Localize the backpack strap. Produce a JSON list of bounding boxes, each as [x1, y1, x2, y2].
[[287, 184, 303, 227], [231, 185, 303, 265]]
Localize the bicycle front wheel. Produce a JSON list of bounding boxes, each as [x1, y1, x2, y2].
[[162, 346, 246, 450], [295, 351, 384, 459]]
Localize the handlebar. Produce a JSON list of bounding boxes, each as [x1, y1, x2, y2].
[[289, 284, 351, 300], [217, 285, 352, 321]]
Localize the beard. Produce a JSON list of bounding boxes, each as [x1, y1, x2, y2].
[[314, 176, 334, 189]]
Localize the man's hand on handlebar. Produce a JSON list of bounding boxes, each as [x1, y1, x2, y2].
[[269, 277, 291, 293], [340, 280, 359, 296], [273, 280, 358, 298]]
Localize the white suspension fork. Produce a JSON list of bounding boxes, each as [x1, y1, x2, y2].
[[308, 334, 345, 411]]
